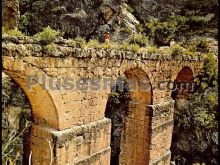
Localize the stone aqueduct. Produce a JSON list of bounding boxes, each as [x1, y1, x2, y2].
[[2, 36, 203, 165]]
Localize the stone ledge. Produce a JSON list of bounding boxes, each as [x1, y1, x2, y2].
[[74, 147, 111, 165], [2, 35, 204, 61], [151, 150, 171, 165], [148, 100, 175, 116], [51, 118, 111, 147], [151, 120, 174, 137]]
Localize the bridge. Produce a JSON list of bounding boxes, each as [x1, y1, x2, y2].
[[2, 35, 203, 165]]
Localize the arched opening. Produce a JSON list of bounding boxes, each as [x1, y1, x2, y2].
[[170, 67, 195, 164], [171, 67, 194, 100], [2, 57, 61, 129], [2, 72, 33, 165], [105, 68, 153, 165]]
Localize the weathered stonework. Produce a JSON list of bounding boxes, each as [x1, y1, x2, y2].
[[2, 35, 204, 165]]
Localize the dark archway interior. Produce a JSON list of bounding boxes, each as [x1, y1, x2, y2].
[[105, 68, 152, 165], [2, 72, 33, 165], [170, 67, 194, 164], [105, 77, 130, 165], [171, 67, 194, 100]]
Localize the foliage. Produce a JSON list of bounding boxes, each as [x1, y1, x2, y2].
[[87, 39, 100, 48], [107, 77, 131, 105], [183, 49, 197, 56], [33, 26, 59, 44], [4, 28, 25, 37], [147, 46, 157, 54], [138, 47, 149, 53], [171, 44, 185, 57], [87, 39, 116, 49], [74, 37, 87, 48], [128, 34, 148, 47], [120, 43, 140, 53], [195, 40, 209, 53], [195, 53, 218, 91], [2, 123, 32, 164], [145, 15, 187, 45], [174, 86, 218, 130], [189, 13, 215, 27], [87, 39, 142, 52], [171, 46, 218, 164], [18, 12, 32, 35], [135, 24, 144, 33]]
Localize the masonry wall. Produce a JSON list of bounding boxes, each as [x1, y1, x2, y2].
[[2, 36, 204, 165], [118, 68, 152, 165]]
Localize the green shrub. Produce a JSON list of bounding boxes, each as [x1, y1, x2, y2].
[[5, 28, 25, 37], [188, 39, 209, 53], [145, 15, 187, 46], [33, 26, 59, 44], [147, 46, 157, 54], [101, 42, 114, 49], [120, 43, 140, 53], [171, 44, 185, 56], [18, 12, 31, 35], [196, 39, 209, 53], [74, 37, 86, 48], [190, 13, 215, 26], [183, 49, 196, 56], [195, 53, 218, 90], [129, 44, 140, 53], [87, 39, 100, 48], [128, 34, 148, 47], [138, 47, 149, 53]]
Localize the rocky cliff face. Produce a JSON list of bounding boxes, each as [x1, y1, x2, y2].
[[3, 0, 20, 30], [19, 0, 140, 41], [17, 0, 218, 44]]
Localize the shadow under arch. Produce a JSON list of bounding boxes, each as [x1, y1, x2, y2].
[[105, 67, 153, 165], [2, 71, 33, 165]]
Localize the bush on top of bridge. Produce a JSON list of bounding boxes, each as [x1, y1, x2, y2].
[[128, 33, 149, 47], [33, 26, 60, 44], [3, 27, 25, 37]]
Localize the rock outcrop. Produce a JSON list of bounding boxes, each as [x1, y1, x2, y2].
[[3, 0, 20, 30]]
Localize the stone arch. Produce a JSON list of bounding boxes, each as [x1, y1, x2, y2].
[[171, 66, 194, 100], [105, 67, 153, 165], [119, 61, 155, 93], [172, 64, 195, 82], [3, 57, 60, 129]]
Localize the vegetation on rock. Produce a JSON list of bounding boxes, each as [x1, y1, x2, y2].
[[3, 27, 25, 37], [33, 26, 60, 44]]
